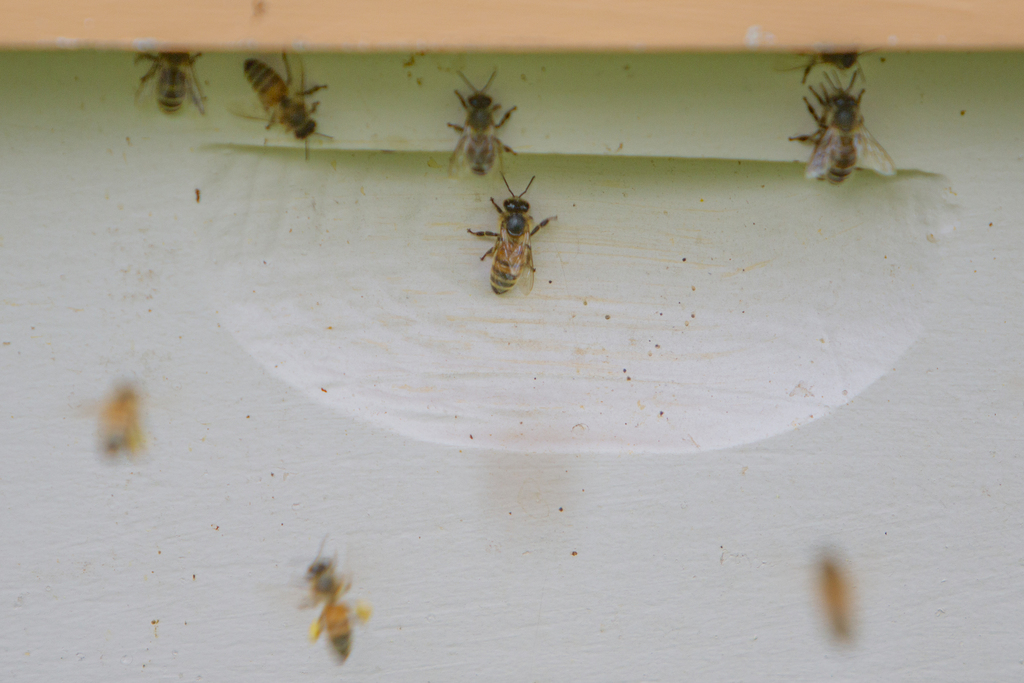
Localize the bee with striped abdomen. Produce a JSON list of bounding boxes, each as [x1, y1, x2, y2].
[[243, 53, 327, 159], [789, 72, 895, 184], [135, 52, 205, 114], [468, 175, 556, 296], [100, 384, 145, 458], [448, 71, 516, 176], [303, 542, 372, 663]]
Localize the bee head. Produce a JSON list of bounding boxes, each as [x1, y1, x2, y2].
[[306, 557, 332, 581], [467, 93, 493, 110], [295, 118, 316, 139], [503, 197, 530, 216], [458, 70, 498, 111], [502, 174, 536, 218], [836, 52, 859, 69]]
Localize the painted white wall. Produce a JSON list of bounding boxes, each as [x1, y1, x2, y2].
[[1, 50, 1022, 681]]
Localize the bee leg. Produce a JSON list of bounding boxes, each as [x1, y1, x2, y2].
[[801, 61, 813, 84], [479, 246, 496, 261], [135, 52, 158, 64], [808, 85, 827, 108], [500, 143, 516, 156], [802, 97, 823, 126], [135, 61, 161, 101], [467, 229, 499, 237], [447, 123, 465, 132], [454, 89, 468, 110], [282, 51, 295, 86], [302, 84, 327, 97], [490, 197, 504, 214], [531, 216, 557, 236], [309, 101, 320, 114], [494, 105, 517, 129]]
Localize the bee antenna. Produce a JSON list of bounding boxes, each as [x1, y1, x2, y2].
[[315, 534, 329, 559], [501, 173, 515, 197], [481, 70, 497, 92], [519, 175, 536, 197], [456, 71, 478, 92]]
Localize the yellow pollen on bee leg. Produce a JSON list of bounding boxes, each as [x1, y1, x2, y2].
[[355, 601, 373, 623], [308, 617, 322, 642]]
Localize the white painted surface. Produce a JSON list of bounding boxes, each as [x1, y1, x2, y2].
[[1, 50, 1023, 681]]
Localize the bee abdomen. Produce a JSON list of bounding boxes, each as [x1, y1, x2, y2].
[[490, 262, 520, 294], [329, 633, 352, 661], [244, 59, 285, 104], [827, 139, 858, 184], [157, 98, 183, 113]]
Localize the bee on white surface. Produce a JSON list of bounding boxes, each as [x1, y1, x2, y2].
[[817, 554, 855, 642], [303, 541, 371, 663], [243, 53, 328, 159], [135, 52, 205, 114], [467, 175, 556, 296], [789, 72, 895, 184], [448, 71, 516, 176], [99, 384, 144, 458]]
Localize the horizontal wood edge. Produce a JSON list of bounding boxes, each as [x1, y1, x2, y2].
[[2, 0, 1024, 51]]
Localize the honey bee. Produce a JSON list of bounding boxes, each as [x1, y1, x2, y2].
[[243, 53, 328, 159], [135, 52, 205, 114], [303, 542, 371, 663], [798, 50, 864, 84], [467, 175, 556, 296], [99, 384, 144, 457], [789, 72, 895, 184], [448, 71, 516, 176], [818, 555, 854, 642]]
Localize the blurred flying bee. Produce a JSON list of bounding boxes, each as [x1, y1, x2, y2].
[[448, 71, 516, 176], [99, 384, 144, 458], [135, 52, 205, 114], [818, 554, 854, 642], [243, 53, 328, 159], [303, 541, 372, 663], [789, 72, 895, 184], [467, 175, 556, 296], [798, 50, 865, 84]]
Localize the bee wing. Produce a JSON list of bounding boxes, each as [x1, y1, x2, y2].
[[518, 241, 535, 296], [186, 64, 206, 114], [448, 131, 470, 177], [804, 127, 841, 180], [853, 126, 896, 176], [134, 62, 160, 106]]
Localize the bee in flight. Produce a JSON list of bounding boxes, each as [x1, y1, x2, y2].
[[797, 50, 865, 85], [468, 175, 556, 296], [817, 554, 854, 642], [243, 53, 328, 159], [303, 541, 372, 663], [448, 71, 516, 176], [135, 52, 205, 114], [99, 384, 144, 458], [789, 71, 895, 184]]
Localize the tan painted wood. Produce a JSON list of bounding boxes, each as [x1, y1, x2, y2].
[[1, 0, 1023, 51]]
